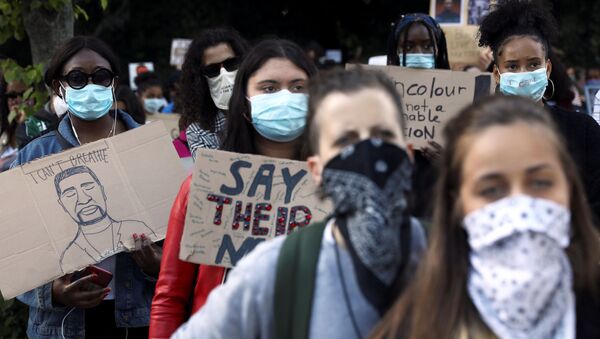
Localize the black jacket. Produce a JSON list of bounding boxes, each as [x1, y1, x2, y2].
[[546, 104, 600, 225], [576, 286, 600, 338]]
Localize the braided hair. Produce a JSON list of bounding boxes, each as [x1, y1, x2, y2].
[[386, 13, 450, 70]]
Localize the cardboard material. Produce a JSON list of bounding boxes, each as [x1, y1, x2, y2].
[[147, 113, 181, 139], [346, 64, 494, 148], [443, 25, 484, 65], [170, 39, 192, 69], [180, 149, 332, 267], [0, 122, 187, 299]]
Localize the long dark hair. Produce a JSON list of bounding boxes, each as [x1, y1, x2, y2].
[[178, 27, 249, 131], [371, 95, 600, 339], [220, 39, 318, 159], [115, 85, 145, 124], [386, 13, 450, 69], [45, 36, 121, 96]]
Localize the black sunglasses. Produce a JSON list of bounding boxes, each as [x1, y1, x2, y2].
[[62, 68, 114, 90], [201, 57, 240, 78]]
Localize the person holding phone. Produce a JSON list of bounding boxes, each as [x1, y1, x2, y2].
[[12, 36, 160, 339]]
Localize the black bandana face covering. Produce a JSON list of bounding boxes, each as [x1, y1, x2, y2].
[[321, 138, 413, 314]]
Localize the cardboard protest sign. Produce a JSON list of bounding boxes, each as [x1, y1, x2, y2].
[[147, 113, 181, 139], [180, 149, 332, 267], [128, 62, 155, 89], [170, 39, 192, 69], [0, 122, 187, 299], [347, 64, 494, 148], [443, 25, 484, 66]]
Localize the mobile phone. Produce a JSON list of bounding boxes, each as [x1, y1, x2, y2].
[[72, 265, 113, 288]]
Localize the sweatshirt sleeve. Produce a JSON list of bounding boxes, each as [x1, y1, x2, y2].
[[170, 237, 285, 339]]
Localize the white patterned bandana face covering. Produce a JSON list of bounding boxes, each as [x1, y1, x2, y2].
[[463, 195, 575, 339], [321, 138, 413, 314]]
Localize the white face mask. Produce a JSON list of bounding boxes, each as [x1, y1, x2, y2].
[[206, 68, 237, 110], [463, 195, 575, 339], [52, 95, 68, 117]]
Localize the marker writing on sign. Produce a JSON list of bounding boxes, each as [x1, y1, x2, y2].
[[204, 160, 313, 265], [24, 148, 109, 184], [394, 77, 467, 98]]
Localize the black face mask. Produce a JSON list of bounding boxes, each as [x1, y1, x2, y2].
[[321, 138, 413, 314]]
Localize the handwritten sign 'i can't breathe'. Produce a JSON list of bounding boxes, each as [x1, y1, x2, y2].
[[180, 149, 332, 267], [347, 64, 495, 149]]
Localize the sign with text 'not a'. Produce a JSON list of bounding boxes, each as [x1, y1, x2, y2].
[[347, 64, 494, 149], [180, 149, 332, 268]]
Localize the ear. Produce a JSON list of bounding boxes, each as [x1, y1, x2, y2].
[[307, 155, 324, 186], [493, 64, 501, 84], [545, 59, 552, 79], [52, 80, 64, 99]]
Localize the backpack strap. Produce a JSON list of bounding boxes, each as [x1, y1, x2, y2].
[[273, 220, 328, 339]]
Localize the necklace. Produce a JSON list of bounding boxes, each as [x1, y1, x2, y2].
[[70, 108, 118, 145], [333, 228, 363, 339]]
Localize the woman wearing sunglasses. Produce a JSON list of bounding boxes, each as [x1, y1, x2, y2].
[[12, 36, 160, 339], [149, 27, 248, 339], [179, 27, 249, 159]]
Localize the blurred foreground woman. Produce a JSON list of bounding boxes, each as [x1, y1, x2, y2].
[[372, 96, 600, 339]]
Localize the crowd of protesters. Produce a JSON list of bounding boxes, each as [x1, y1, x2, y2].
[[0, 0, 598, 338]]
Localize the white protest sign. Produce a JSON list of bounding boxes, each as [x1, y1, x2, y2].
[[180, 149, 332, 267], [347, 64, 494, 148], [170, 39, 192, 69], [0, 122, 187, 299]]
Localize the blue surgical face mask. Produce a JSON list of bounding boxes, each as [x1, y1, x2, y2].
[[249, 90, 308, 143], [399, 53, 435, 69], [499, 67, 548, 102], [143, 97, 168, 113], [63, 83, 114, 121]]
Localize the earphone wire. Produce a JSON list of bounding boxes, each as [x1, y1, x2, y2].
[[61, 307, 76, 339], [69, 83, 118, 145]]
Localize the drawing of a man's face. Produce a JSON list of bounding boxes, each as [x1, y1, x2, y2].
[[57, 171, 108, 226]]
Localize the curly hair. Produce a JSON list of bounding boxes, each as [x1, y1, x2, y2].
[[478, 0, 559, 62], [178, 27, 249, 132]]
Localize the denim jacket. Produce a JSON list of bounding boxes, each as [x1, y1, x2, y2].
[[13, 111, 157, 339]]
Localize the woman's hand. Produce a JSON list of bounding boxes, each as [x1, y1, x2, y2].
[[52, 274, 109, 308], [421, 141, 443, 162], [130, 233, 162, 276]]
